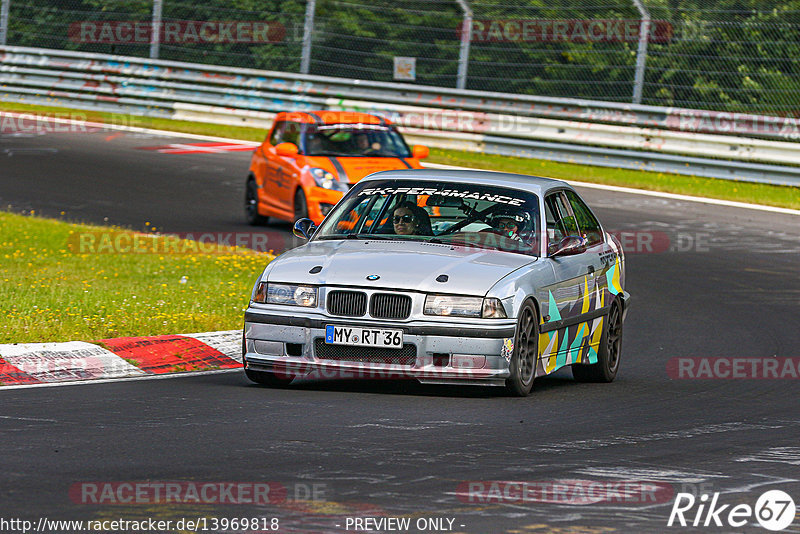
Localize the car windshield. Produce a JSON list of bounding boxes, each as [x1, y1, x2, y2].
[[314, 179, 542, 257], [302, 124, 412, 158]]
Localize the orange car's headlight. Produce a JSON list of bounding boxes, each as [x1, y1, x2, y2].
[[309, 168, 348, 192]]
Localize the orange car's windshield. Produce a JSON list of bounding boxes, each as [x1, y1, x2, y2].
[[303, 124, 412, 158]]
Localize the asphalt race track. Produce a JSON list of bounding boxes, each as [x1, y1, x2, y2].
[[1, 128, 799, 533]]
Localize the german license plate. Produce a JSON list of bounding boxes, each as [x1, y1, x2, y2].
[[325, 325, 403, 349]]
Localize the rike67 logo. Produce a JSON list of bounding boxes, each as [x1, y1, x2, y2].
[[668, 490, 796, 531]]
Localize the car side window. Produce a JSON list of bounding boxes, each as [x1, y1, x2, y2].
[[282, 122, 302, 146], [544, 197, 562, 244], [382, 127, 406, 155], [565, 190, 604, 247], [269, 121, 286, 146], [544, 192, 578, 248]]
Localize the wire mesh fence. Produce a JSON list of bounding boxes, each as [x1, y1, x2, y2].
[[3, 0, 800, 115]]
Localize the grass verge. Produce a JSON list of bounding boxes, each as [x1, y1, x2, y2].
[[2, 101, 798, 209], [0, 211, 271, 343]]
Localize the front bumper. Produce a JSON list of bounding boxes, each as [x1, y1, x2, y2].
[[243, 309, 517, 386], [306, 186, 344, 224], [619, 290, 631, 322]]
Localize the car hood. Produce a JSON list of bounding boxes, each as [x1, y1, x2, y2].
[[265, 240, 536, 295], [329, 156, 418, 182]]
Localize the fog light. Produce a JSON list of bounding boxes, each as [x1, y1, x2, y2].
[[320, 203, 335, 216], [451, 354, 487, 369], [254, 340, 285, 356]]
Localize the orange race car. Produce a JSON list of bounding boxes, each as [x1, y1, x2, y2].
[[245, 110, 429, 225]]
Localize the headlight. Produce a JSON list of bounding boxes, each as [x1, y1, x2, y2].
[[253, 282, 317, 307], [309, 168, 349, 192], [424, 295, 482, 317], [424, 295, 507, 318]]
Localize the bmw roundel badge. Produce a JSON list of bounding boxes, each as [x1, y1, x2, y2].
[[366, 274, 380, 281]]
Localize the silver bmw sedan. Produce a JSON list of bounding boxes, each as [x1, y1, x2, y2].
[[243, 169, 629, 396]]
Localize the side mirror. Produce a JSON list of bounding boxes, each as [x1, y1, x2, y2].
[[549, 235, 587, 257], [412, 145, 429, 159], [293, 218, 317, 240], [275, 142, 299, 158]]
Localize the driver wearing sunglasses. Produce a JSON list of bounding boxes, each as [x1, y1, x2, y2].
[[392, 206, 419, 235], [388, 201, 433, 236]]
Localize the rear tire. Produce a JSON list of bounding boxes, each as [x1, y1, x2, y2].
[[245, 179, 269, 226], [572, 298, 623, 383], [505, 301, 539, 397], [294, 188, 309, 222], [245, 368, 293, 387]]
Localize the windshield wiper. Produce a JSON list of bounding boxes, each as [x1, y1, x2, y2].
[[317, 233, 401, 240], [310, 151, 355, 157], [357, 234, 405, 240]]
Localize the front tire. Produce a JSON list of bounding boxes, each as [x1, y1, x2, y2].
[[572, 298, 623, 383], [505, 301, 539, 397], [245, 179, 269, 226], [294, 188, 309, 222]]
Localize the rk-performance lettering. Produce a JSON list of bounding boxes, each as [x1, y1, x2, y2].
[[358, 188, 525, 206]]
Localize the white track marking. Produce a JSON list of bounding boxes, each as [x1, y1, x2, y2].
[[0, 341, 144, 382], [0, 415, 58, 422], [531, 422, 787, 453], [184, 330, 242, 362], [0, 111, 260, 145], [575, 467, 727, 483], [421, 162, 800, 216], [735, 447, 800, 466]]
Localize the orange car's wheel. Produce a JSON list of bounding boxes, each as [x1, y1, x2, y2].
[[245, 179, 269, 226], [294, 188, 309, 222]]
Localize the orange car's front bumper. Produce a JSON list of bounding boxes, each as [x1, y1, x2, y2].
[[306, 186, 346, 224]]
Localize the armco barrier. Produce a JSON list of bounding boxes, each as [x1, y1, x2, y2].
[[2, 46, 800, 186]]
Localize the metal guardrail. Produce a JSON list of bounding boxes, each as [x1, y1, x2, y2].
[[2, 46, 800, 186]]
